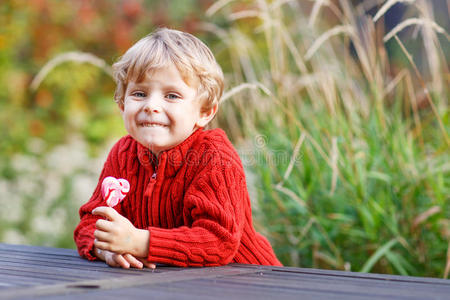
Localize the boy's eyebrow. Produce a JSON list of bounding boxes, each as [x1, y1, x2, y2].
[[162, 84, 184, 91], [127, 81, 147, 89], [128, 79, 192, 93]]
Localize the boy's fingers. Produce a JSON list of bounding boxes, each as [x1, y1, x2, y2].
[[105, 255, 119, 267], [92, 206, 118, 221], [94, 239, 111, 252], [105, 260, 119, 268], [114, 254, 130, 269], [146, 263, 156, 269], [124, 254, 143, 269], [95, 219, 113, 231], [137, 257, 156, 269], [93, 230, 110, 242]]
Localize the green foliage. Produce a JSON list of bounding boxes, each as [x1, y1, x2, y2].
[[0, 0, 211, 248], [210, 0, 449, 277]]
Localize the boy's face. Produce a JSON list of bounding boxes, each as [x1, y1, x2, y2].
[[121, 63, 215, 156]]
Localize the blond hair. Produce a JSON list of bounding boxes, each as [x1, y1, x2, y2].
[[112, 28, 224, 112]]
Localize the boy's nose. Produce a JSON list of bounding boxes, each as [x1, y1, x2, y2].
[[144, 105, 160, 113], [143, 95, 162, 113]]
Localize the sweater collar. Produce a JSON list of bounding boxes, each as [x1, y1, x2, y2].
[[137, 128, 204, 177]]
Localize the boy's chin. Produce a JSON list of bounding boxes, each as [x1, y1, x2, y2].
[[134, 131, 189, 154], [142, 140, 172, 154]]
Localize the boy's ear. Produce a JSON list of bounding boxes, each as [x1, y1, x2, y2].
[[196, 103, 218, 128]]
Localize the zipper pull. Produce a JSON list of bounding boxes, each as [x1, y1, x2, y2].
[[148, 151, 157, 180]]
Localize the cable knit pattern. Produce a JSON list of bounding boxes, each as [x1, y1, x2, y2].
[[74, 128, 282, 267]]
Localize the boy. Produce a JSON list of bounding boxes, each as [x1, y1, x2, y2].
[[74, 28, 282, 268]]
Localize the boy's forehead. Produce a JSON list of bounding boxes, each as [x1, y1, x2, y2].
[[129, 64, 199, 88]]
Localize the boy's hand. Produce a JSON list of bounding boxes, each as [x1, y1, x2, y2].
[[92, 206, 150, 258], [104, 250, 142, 269], [96, 248, 155, 269]]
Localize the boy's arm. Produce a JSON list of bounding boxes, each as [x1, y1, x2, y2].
[[146, 152, 247, 267]]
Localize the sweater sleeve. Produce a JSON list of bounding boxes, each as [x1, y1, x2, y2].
[[73, 137, 129, 260], [147, 151, 246, 267]]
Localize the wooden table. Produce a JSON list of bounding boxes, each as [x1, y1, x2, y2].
[[0, 243, 449, 299]]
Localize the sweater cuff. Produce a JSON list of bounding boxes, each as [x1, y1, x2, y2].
[[84, 239, 98, 261], [147, 227, 190, 266], [76, 223, 98, 261], [147, 226, 229, 267]]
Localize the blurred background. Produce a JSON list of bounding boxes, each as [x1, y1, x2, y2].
[[0, 0, 448, 277]]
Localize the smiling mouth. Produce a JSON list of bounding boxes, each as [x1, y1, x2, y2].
[[140, 122, 168, 128]]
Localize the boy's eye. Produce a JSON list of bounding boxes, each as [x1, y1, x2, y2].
[[166, 93, 181, 100], [132, 91, 146, 98]]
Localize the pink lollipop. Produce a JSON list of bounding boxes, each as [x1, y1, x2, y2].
[[101, 176, 130, 207]]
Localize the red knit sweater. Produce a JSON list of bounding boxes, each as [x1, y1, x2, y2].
[[74, 128, 282, 267]]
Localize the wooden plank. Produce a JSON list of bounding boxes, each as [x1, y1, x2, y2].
[[54, 282, 305, 300], [9, 268, 449, 300], [0, 265, 89, 280], [51, 279, 403, 300], [0, 259, 144, 276], [250, 264, 450, 285], [0, 251, 81, 260], [0, 265, 257, 299], [0, 246, 181, 281], [234, 268, 450, 290], [0, 265, 108, 283], [212, 273, 449, 299], [146, 280, 391, 300], [0, 244, 77, 257], [0, 273, 69, 288], [0, 243, 189, 295], [62, 271, 447, 300], [0, 261, 146, 286]]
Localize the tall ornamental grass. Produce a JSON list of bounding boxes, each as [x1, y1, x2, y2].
[[207, 0, 449, 277]]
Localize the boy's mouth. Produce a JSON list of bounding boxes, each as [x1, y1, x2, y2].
[[139, 122, 168, 128]]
